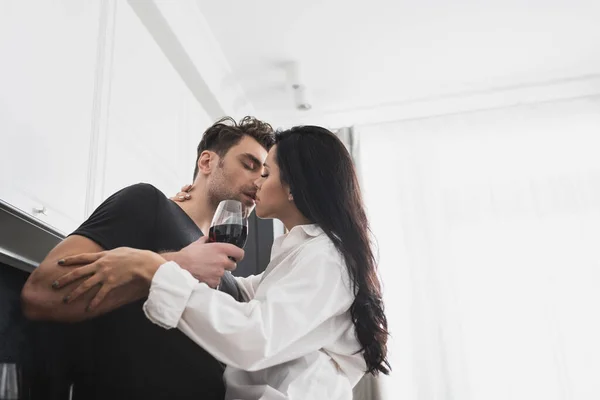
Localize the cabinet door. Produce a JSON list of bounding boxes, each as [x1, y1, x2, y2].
[[0, 1, 101, 234], [98, 2, 211, 206]]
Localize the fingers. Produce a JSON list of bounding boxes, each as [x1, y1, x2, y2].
[[52, 264, 97, 289], [205, 242, 244, 260], [194, 236, 208, 244], [87, 283, 113, 311], [64, 273, 104, 304], [171, 184, 193, 202], [225, 244, 245, 262], [225, 257, 237, 271], [58, 252, 104, 266], [178, 192, 191, 201], [171, 192, 191, 202]]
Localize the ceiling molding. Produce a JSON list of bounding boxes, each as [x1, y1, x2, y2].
[[269, 74, 600, 129], [86, 0, 117, 218], [128, 0, 254, 120]]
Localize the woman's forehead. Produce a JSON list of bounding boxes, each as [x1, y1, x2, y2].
[[266, 145, 278, 162]]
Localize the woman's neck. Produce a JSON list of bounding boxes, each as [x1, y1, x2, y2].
[[281, 212, 312, 233]]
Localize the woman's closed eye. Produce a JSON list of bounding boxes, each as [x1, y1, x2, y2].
[[260, 173, 269, 178]]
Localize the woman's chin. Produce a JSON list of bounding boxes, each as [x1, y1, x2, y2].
[[254, 206, 271, 220], [255, 210, 267, 219]]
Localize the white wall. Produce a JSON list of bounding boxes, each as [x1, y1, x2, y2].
[[0, 1, 100, 232], [0, 1, 211, 234], [99, 1, 210, 205]]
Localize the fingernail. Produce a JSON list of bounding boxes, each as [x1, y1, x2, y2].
[[62, 295, 70, 304], [185, 194, 191, 199], [179, 196, 184, 200], [52, 281, 59, 289], [57, 259, 65, 265]]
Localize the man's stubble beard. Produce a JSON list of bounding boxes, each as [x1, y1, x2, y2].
[[208, 161, 257, 214], [207, 165, 238, 208]]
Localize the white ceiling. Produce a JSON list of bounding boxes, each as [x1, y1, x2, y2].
[[195, 0, 600, 127]]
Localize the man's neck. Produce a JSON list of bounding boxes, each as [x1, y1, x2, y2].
[[173, 186, 216, 235]]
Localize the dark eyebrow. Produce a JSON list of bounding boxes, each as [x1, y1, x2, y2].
[[240, 153, 262, 166]]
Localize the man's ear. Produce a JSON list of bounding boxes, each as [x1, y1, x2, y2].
[[197, 150, 217, 176]]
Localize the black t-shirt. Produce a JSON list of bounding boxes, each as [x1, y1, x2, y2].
[[68, 183, 240, 400]]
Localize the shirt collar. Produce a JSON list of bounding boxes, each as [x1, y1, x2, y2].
[[289, 223, 323, 238], [270, 224, 324, 262]]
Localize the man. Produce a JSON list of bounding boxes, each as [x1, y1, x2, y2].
[[21, 116, 275, 400]]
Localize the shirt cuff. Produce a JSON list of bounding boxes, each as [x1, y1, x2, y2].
[[143, 261, 198, 329]]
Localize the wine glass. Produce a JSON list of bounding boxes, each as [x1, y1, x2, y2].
[[208, 199, 249, 250], [0, 363, 19, 400], [208, 200, 248, 291]]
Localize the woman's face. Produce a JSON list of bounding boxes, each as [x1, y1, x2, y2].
[[253, 145, 292, 219]]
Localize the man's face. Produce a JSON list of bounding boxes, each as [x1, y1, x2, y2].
[[206, 135, 268, 213]]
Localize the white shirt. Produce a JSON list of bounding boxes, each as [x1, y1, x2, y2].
[[143, 224, 366, 400]]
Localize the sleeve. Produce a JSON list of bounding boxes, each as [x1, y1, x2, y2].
[[143, 248, 355, 372], [69, 183, 160, 250], [233, 274, 263, 301]]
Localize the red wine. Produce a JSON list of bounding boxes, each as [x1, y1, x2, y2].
[[208, 224, 248, 248]]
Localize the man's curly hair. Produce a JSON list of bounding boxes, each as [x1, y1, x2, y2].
[[193, 116, 275, 180]]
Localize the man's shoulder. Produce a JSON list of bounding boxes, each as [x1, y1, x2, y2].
[[103, 183, 167, 211], [69, 183, 166, 247], [115, 182, 162, 199]]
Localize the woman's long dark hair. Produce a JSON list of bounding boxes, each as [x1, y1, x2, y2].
[[275, 126, 390, 375]]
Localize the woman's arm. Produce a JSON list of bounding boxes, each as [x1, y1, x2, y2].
[[144, 249, 355, 371], [21, 236, 149, 322], [51, 239, 244, 311], [232, 274, 263, 301]]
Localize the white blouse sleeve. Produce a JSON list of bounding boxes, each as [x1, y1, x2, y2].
[[143, 248, 355, 371], [233, 274, 263, 301]]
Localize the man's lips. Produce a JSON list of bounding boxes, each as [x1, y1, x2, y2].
[[242, 192, 256, 202]]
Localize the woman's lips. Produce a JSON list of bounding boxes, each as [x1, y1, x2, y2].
[[243, 192, 256, 203]]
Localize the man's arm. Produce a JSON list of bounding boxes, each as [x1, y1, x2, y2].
[[22, 235, 244, 322], [21, 235, 148, 322], [21, 183, 160, 322]]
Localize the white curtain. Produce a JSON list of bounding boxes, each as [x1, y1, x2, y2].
[[359, 96, 600, 400]]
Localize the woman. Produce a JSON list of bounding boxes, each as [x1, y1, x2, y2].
[[55, 126, 390, 399]]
